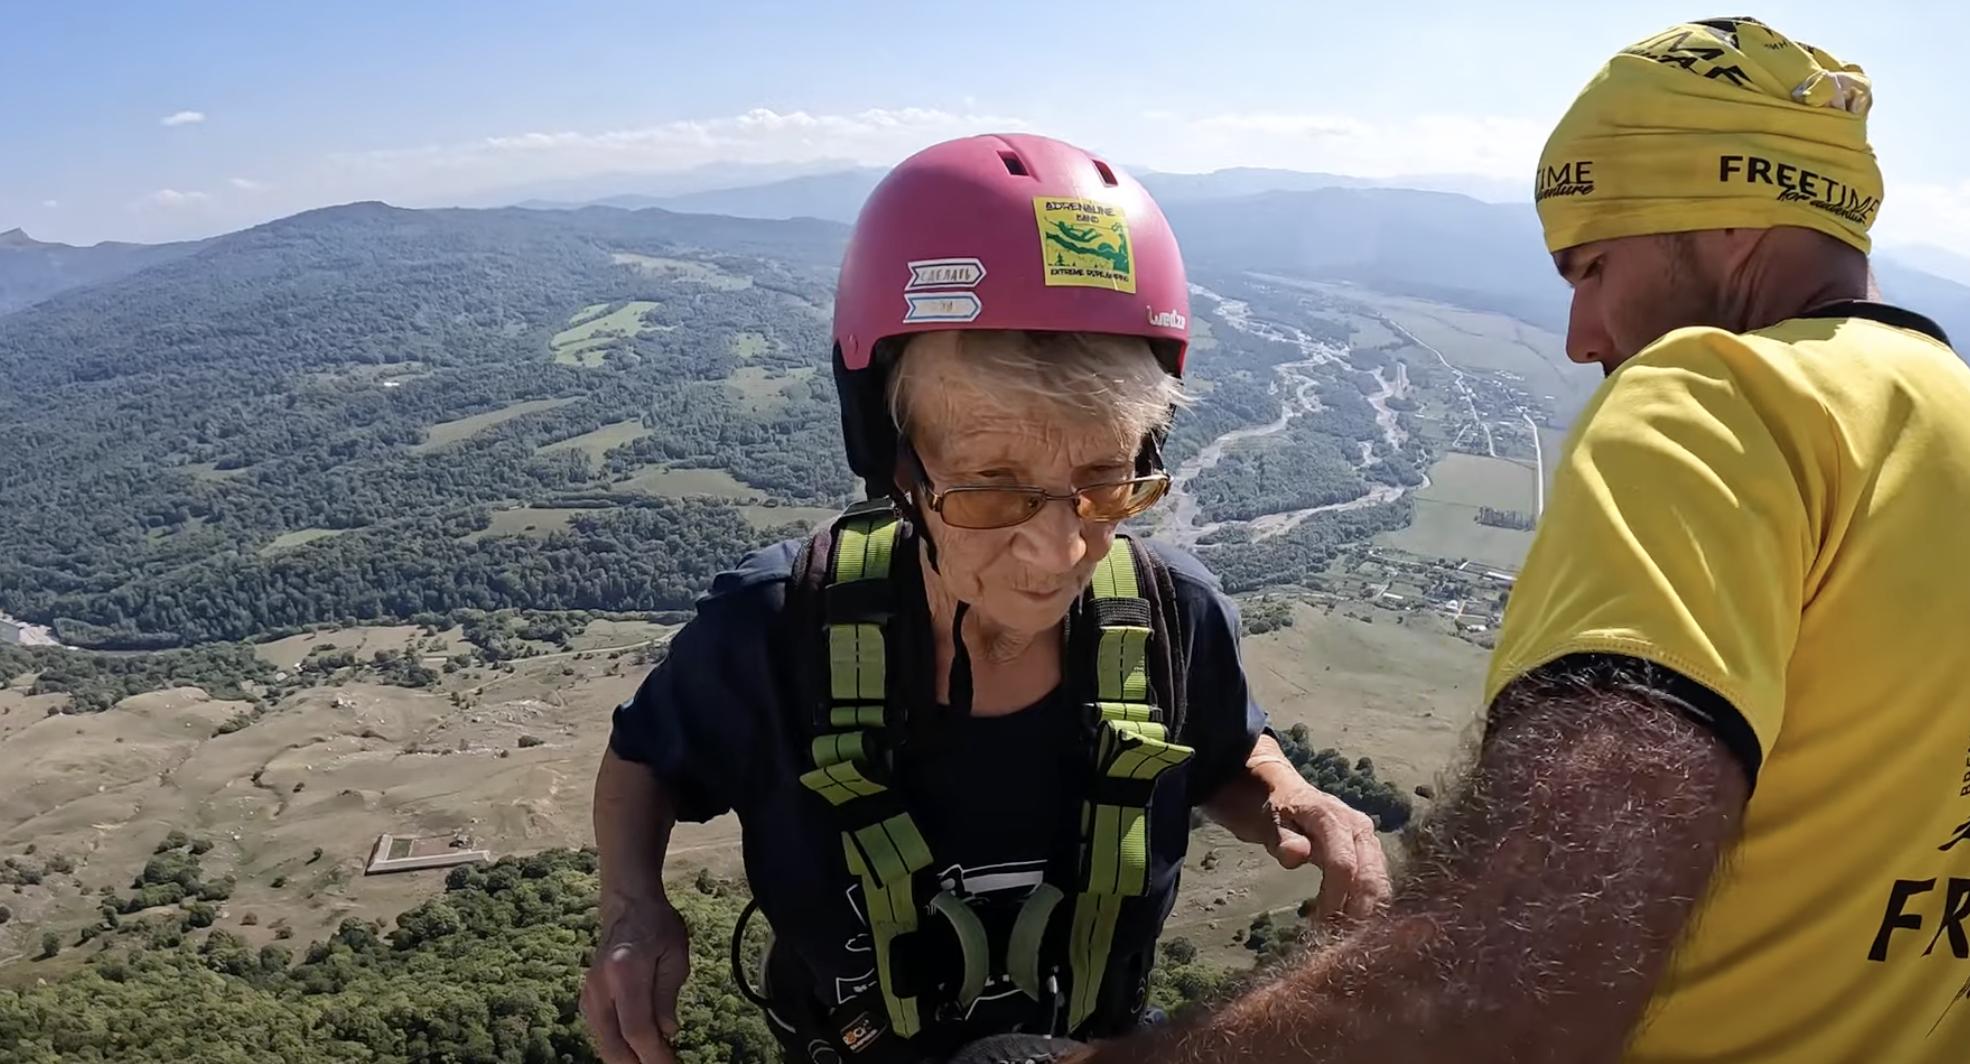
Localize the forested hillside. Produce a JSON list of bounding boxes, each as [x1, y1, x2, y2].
[[0, 204, 853, 648], [0, 848, 1252, 1064]]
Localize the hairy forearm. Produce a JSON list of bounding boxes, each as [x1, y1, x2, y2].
[[593, 747, 679, 902], [1204, 733, 1302, 844], [1093, 664, 1749, 1064]]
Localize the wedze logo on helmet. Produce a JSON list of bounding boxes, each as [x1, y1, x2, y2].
[[831, 132, 1192, 488]]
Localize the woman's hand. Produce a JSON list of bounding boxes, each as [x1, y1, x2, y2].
[[1263, 780, 1391, 921], [582, 889, 692, 1064]]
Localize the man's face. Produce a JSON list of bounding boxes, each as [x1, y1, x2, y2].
[[1554, 233, 1729, 375]]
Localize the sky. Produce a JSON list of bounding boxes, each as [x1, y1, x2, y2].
[[5, 0, 1969, 256]]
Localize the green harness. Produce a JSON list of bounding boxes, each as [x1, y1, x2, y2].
[[796, 503, 1194, 1042]]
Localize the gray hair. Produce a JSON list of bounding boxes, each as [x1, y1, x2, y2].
[[886, 330, 1190, 447]]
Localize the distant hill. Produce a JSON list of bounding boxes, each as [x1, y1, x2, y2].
[[0, 200, 856, 648], [1882, 243, 1970, 289], [0, 228, 207, 315], [518, 168, 889, 222], [506, 165, 1525, 225], [1164, 188, 1570, 332], [1163, 187, 1970, 349], [448, 158, 866, 210]]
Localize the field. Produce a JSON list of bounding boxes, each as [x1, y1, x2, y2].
[[611, 253, 752, 290], [460, 506, 593, 543], [613, 464, 756, 500], [1380, 453, 1538, 569], [252, 624, 449, 671], [409, 397, 579, 454], [730, 331, 773, 360], [728, 365, 814, 414], [1164, 601, 1493, 962], [549, 301, 662, 367], [1330, 289, 1597, 421], [535, 420, 653, 465], [0, 599, 1493, 976], [260, 528, 349, 554], [0, 619, 742, 969], [739, 503, 839, 531]]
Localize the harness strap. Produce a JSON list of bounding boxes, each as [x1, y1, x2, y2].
[[797, 518, 1190, 1042], [1000, 537, 1196, 1031], [797, 507, 938, 1039]]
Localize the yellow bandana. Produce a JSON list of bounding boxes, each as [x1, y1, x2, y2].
[[1535, 17, 1883, 254]]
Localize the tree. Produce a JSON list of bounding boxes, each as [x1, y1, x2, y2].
[[156, 830, 189, 854], [38, 930, 60, 959]]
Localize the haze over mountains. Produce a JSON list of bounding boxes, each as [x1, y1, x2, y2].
[[0, 228, 209, 316], [10, 164, 1964, 350]]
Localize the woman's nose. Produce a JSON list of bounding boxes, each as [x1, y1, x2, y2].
[[1012, 496, 1088, 572]]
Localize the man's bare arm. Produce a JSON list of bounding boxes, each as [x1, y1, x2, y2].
[[1084, 657, 1752, 1064]]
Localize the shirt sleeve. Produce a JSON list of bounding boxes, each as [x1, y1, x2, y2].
[[1161, 549, 1271, 806], [1484, 328, 1824, 779], [609, 546, 795, 823]]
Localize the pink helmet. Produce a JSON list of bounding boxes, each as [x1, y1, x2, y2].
[[832, 132, 1191, 487]]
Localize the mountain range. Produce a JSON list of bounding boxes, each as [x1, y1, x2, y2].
[[0, 228, 208, 316], [3, 167, 1966, 351]]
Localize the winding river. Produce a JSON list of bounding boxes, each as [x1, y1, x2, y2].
[[1158, 288, 1428, 547]]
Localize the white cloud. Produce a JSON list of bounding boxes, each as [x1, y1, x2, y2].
[[334, 106, 1032, 193], [229, 177, 268, 192], [144, 188, 210, 208], [41, 200, 58, 209], [161, 110, 206, 127]]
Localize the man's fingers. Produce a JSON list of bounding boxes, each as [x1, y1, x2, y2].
[[1309, 811, 1359, 920], [1345, 817, 1393, 919], [582, 973, 643, 1064], [651, 940, 691, 1040], [606, 947, 677, 1063]]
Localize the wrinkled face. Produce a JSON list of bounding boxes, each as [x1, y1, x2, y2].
[[898, 337, 1141, 637], [1556, 232, 1729, 375]]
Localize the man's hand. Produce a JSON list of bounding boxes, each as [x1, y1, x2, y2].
[[1263, 780, 1390, 921], [582, 890, 692, 1064]]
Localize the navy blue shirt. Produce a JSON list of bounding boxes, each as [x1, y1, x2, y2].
[[610, 536, 1268, 1043]]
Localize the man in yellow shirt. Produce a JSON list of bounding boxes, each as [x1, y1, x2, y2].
[[1064, 16, 1970, 1064]]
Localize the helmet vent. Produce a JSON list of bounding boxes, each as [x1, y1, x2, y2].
[[998, 151, 1029, 177], [1092, 159, 1118, 186]]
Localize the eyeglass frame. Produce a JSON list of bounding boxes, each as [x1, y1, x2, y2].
[[897, 437, 1174, 531]]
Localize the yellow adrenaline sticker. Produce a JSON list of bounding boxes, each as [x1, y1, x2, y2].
[[1032, 196, 1135, 293]]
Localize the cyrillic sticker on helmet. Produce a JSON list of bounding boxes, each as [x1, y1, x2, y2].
[[1032, 197, 1135, 293], [902, 292, 983, 322]]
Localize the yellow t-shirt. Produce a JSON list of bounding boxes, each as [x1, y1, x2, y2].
[[1485, 307, 1970, 1062]]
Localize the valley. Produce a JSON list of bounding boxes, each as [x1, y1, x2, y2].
[[0, 193, 1585, 1035]]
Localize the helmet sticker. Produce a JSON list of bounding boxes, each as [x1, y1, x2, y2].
[[902, 257, 987, 322], [902, 292, 983, 322], [1033, 197, 1136, 293], [905, 258, 987, 290]]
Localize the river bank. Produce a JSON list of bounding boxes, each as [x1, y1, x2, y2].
[[1158, 287, 1427, 547]]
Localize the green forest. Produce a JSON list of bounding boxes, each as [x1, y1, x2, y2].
[[0, 848, 1256, 1064], [0, 205, 852, 650], [0, 205, 1432, 673]]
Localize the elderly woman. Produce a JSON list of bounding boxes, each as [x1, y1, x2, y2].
[[583, 133, 1390, 1064]]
